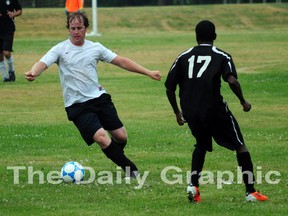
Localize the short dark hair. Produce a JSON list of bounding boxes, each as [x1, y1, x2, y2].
[[195, 20, 217, 42], [66, 11, 89, 29]]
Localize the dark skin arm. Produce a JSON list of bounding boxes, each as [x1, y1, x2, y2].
[[166, 89, 186, 125], [227, 75, 251, 112]]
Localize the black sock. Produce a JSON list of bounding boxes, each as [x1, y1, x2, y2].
[[112, 138, 127, 150], [102, 140, 138, 177], [237, 151, 256, 193], [190, 147, 206, 187]]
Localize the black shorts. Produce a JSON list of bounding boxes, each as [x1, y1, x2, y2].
[[0, 32, 14, 52], [186, 108, 244, 152], [65, 93, 123, 145]]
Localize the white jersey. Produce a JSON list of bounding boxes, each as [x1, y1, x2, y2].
[[40, 39, 117, 107]]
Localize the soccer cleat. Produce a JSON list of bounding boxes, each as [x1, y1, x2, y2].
[[3, 77, 10, 82], [9, 71, 15, 81], [245, 191, 268, 202], [187, 184, 201, 203]]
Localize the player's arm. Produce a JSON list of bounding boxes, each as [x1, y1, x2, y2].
[[166, 88, 185, 126], [7, 9, 22, 18], [25, 61, 47, 82], [111, 56, 161, 81], [227, 75, 251, 112]]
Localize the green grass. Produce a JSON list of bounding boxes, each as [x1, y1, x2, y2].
[[1, 4, 288, 216]]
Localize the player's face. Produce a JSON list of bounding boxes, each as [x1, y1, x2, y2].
[[69, 19, 87, 46]]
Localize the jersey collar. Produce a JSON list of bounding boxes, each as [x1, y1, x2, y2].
[[199, 43, 213, 46]]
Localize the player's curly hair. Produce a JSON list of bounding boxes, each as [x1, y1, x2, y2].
[[66, 11, 89, 29]]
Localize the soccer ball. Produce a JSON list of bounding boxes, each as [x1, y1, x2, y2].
[[61, 161, 85, 183]]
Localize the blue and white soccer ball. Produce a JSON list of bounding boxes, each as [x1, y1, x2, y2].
[[61, 161, 85, 183]]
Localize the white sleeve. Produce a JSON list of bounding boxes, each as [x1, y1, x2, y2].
[[97, 43, 117, 63], [40, 45, 61, 67]]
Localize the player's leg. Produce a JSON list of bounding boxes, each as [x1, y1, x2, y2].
[[236, 145, 268, 201], [66, 96, 138, 178], [236, 145, 256, 193], [187, 145, 206, 203], [186, 121, 211, 202], [187, 121, 211, 187], [108, 127, 127, 150], [218, 113, 257, 194], [95, 128, 138, 178], [213, 111, 268, 201], [92, 127, 111, 148], [100, 94, 128, 150], [72, 114, 138, 178], [3, 33, 15, 81], [4, 50, 15, 81], [0, 42, 9, 82], [190, 146, 206, 188], [95, 94, 138, 177]]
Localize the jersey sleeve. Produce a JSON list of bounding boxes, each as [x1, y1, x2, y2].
[[165, 58, 181, 92], [97, 43, 117, 63], [40, 45, 61, 68], [222, 55, 238, 82]]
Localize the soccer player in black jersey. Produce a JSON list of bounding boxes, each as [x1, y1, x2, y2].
[[165, 20, 268, 202], [0, 0, 22, 82]]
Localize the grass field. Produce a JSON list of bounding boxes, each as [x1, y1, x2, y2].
[[0, 4, 288, 216]]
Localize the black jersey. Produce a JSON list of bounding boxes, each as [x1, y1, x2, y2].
[[0, 0, 22, 33], [165, 44, 237, 120]]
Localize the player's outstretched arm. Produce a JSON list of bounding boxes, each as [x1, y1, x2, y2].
[[111, 56, 161, 81], [25, 61, 47, 82]]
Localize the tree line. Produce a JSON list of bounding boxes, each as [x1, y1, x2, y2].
[[18, 0, 284, 8]]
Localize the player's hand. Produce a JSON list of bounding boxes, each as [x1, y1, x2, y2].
[[176, 112, 186, 126], [241, 100, 251, 112], [149, 71, 161, 81], [7, 11, 13, 18], [25, 71, 36, 82]]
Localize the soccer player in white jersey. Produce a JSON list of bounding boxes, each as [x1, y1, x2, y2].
[[25, 11, 161, 179], [165, 20, 268, 202]]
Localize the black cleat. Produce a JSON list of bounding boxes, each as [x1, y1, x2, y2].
[[3, 77, 11, 82], [9, 71, 15, 81]]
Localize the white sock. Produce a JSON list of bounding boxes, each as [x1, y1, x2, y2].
[[0, 61, 8, 78], [6, 56, 14, 72]]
